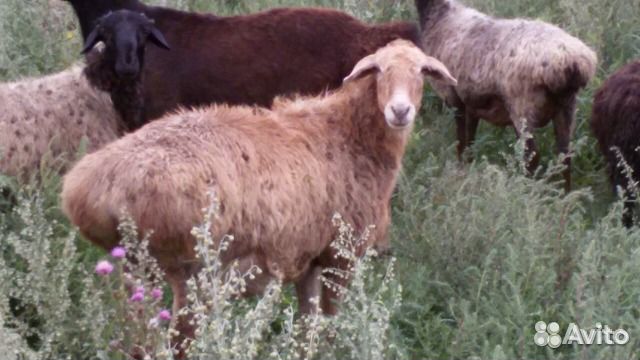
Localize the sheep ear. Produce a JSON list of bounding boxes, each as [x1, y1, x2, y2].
[[81, 26, 103, 54], [148, 26, 170, 50], [344, 55, 380, 84], [421, 58, 457, 86]]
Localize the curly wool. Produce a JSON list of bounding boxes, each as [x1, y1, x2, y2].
[[0, 65, 124, 179]]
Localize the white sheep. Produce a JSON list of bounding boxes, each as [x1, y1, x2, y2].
[[0, 65, 123, 180], [61, 39, 457, 341], [416, 0, 597, 190]]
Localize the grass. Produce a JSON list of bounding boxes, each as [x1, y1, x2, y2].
[[1, 0, 640, 359]]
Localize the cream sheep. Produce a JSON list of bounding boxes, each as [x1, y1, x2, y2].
[[0, 65, 123, 180], [61, 39, 457, 339], [416, 0, 597, 191]]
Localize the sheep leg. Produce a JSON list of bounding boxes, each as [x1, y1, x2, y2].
[[167, 275, 192, 358], [455, 106, 480, 162], [465, 112, 480, 161], [553, 95, 577, 192], [455, 107, 468, 161], [623, 197, 636, 228], [295, 265, 323, 314]]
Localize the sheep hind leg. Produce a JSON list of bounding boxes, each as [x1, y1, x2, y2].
[[455, 105, 480, 163], [554, 95, 577, 192], [294, 265, 323, 314], [455, 106, 468, 162], [623, 197, 636, 228], [465, 112, 480, 163], [166, 275, 192, 359]]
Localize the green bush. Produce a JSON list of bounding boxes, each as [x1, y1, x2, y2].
[[392, 151, 640, 359], [1, 186, 406, 360], [2, 0, 640, 359]]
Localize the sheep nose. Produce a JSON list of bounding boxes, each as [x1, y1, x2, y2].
[[116, 63, 138, 78], [392, 104, 410, 120]]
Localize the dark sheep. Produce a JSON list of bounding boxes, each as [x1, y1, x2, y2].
[[63, 0, 421, 129], [591, 60, 640, 227], [82, 9, 170, 130]]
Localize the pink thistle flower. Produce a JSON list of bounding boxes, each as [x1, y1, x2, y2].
[[110, 246, 126, 259], [95, 260, 114, 276], [134, 286, 145, 294], [158, 310, 171, 321], [151, 288, 163, 300], [130, 291, 144, 302]]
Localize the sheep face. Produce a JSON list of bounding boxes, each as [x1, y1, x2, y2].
[[344, 39, 457, 129], [81, 10, 170, 78]]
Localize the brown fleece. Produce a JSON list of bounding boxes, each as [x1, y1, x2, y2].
[[61, 40, 454, 340]]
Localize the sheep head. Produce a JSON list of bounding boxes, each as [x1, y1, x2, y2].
[[344, 39, 456, 129], [81, 9, 170, 79]]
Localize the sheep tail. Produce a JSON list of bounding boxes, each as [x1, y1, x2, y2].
[[543, 52, 597, 96]]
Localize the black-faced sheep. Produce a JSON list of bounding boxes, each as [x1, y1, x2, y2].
[[416, 0, 597, 191], [0, 10, 167, 180], [591, 60, 640, 227], [61, 40, 456, 339], [63, 0, 421, 127], [82, 9, 170, 130]]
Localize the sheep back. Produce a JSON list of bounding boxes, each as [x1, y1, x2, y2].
[[421, 3, 597, 103], [62, 101, 391, 281], [121, 6, 420, 121]]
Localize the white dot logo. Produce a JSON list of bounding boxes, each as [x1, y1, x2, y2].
[[534, 321, 562, 348]]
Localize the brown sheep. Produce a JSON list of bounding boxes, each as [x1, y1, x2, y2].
[[64, 0, 421, 129], [591, 60, 640, 227], [61, 39, 456, 341], [416, 0, 597, 191]]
